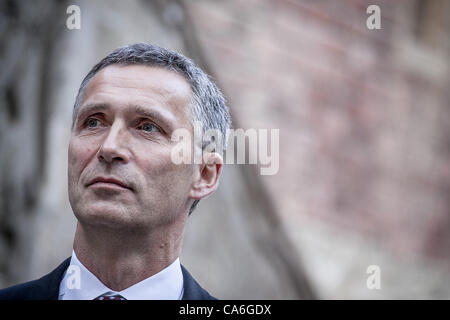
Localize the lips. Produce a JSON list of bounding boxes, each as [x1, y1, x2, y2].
[[87, 177, 132, 190]]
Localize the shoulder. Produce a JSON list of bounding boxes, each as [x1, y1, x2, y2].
[[0, 258, 71, 300], [0, 278, 48, 300], [180, 265, 217, 300]]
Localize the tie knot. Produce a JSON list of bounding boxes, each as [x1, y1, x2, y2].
[[94, 291, 127, 300]]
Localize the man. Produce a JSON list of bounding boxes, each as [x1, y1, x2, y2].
[[0, 43, 231, 300]]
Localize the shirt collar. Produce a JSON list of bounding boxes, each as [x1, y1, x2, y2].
[[59, 250, 184, 300]]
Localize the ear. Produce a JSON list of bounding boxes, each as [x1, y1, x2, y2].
[[189, 152, 223, 200]]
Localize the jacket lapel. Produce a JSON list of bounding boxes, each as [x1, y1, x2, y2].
[[42, 257, 72, 300], [180, 265, 216, 300]]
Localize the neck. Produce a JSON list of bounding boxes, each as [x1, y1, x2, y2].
[[73, 218, 186, 291]]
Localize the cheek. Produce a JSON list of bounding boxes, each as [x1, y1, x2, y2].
[[68, 139, 97, 180], [164, 163, 195, 199], [139, 149, 194, 193]]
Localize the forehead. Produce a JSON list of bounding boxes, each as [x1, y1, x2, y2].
[[80, 64, 192, 125]]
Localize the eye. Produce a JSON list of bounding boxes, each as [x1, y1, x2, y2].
[[85, 118, 101, 128], [138, 121, 160, 133]]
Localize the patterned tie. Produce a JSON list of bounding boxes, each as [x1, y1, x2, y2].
[[94, 291, 127, 300]]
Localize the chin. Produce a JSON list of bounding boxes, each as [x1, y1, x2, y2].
[[74, 202, 135, 229]]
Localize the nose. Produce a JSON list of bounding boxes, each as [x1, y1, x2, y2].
[[97, 122, 130, 164]]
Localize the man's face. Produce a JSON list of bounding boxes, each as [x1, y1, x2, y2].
[[68, 64, 195, 232]]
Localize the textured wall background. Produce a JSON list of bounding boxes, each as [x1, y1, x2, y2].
[[0, 0, 449, 299]]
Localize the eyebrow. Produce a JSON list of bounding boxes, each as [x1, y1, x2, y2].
[[77, 102, 177, 131], [76, 103, 109, 123]]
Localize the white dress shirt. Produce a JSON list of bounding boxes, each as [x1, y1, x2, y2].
[[58, 250, 184, 300]]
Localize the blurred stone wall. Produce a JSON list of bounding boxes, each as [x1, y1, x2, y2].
[[184, 0, 450, 298], [0, 0, 67, 286]]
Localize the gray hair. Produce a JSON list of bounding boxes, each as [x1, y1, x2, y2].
[[72, 43, 231, 215]]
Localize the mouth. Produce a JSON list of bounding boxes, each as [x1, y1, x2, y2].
[[87, 177, 132, 191]]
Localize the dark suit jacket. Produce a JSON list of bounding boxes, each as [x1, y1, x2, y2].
[[0, 258, 216, 300]]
